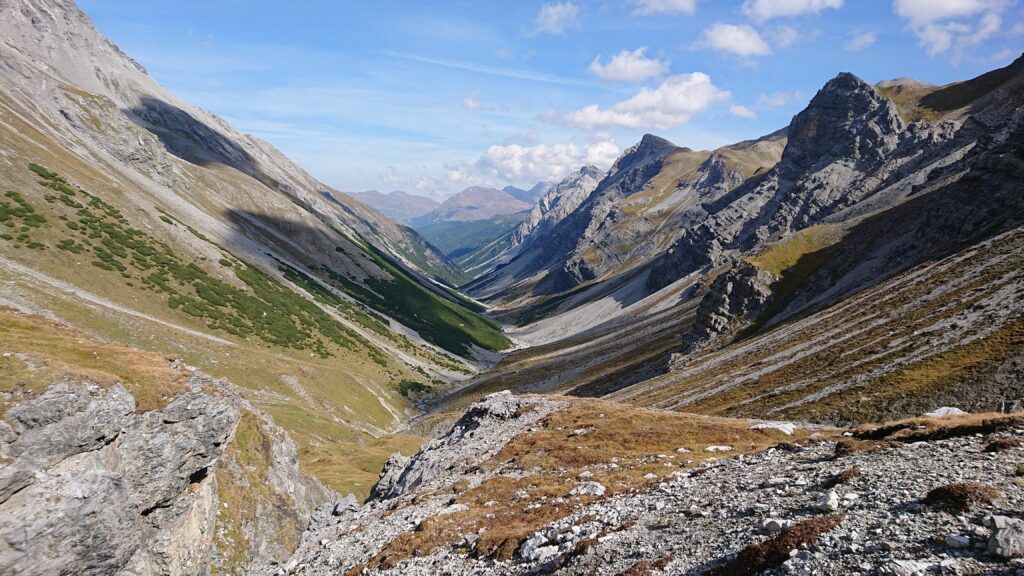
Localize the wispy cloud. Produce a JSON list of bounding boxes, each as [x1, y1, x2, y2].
[[757, 89, 804, 106], [893, 0, 1008, 60], [742, 0, 843, 22], [529, 2, 580, 36], [730, 104, 758, 119], [631, 0, 698, 15], [381, 50, 586, 86], [845, 30, 877, 51]]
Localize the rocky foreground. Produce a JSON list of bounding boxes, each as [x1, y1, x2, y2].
[[288, 392, 1024, 575]]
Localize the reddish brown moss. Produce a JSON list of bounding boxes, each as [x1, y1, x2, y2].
[[707, 514, 845, 576], [922, 482, 1000, 512]]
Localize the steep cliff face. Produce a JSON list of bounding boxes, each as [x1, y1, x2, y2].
[[645, 60, 1022, 294], [506, 166, 604, 255], [457, 166, 603, 281], [677, 262, 778, 355]]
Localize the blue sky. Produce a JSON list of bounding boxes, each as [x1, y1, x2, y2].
[[79, 0, 1022, 198]]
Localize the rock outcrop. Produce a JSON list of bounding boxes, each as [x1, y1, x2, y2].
[[677, 262, 777, 355], [0, 371, 333, 576]]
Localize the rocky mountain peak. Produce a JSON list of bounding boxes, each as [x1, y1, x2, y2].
[[781, 70, 903, 173], [607, 133, 679, 181]]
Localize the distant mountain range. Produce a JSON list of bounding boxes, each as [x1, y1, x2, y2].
[[503, 181, 551, 204], [350, 190, 440, 223]]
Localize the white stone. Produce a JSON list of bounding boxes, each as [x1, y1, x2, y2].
[[814, 490, 840, 512], [570, 481, 606, 497], [705, 445, 733, 452], [750, 422, 796, 435], [923, 407, 967, 418], [763, 518, 790, 532], [945, 533, 970, 548]]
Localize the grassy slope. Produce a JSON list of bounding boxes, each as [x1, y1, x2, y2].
[[0, 142, 422, 498], [613, 226, 1024, 424], [324, 235, 511, 356]]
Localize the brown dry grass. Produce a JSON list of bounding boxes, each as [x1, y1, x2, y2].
[[0, 307, 186, 413], [922, 482, 1000, 513], [707, 514, 844, 576], [833, 439, 882, 458], [617, 555, 675, 576], [350, 398, 828, 572], [853, 412, 1024, 443]]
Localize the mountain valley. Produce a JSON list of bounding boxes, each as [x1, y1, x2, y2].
[[0, 1, 1022, 575]]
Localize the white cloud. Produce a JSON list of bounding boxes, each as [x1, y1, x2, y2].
[[449, 135, 620, 186], [529, 2, 579, 36], [588, 47, 670, 82], [742, 0, 843, 21], [462, 90, 481, 110], [460, 90, 509, 113], [631, 0, 698, 15], [563, 73, 730, 129], [893, 0, 1008, 58], [844, 30, 877, 50], [770, 25, 801, 47], [757, 90, 804, 106], [696, 23, 772, 57], [730, 105, 758, 119]]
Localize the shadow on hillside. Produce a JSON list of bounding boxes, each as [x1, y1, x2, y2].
[[124, 96, 278, 189]]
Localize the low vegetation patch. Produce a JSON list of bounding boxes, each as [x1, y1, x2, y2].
[[17, 163, 388, 360], [922, 482, 1000, 513], [707, 514, 845, 576], [854, 413, 1024, 443], [397, 379, 432, 398], [833, 439, 882, 458]]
